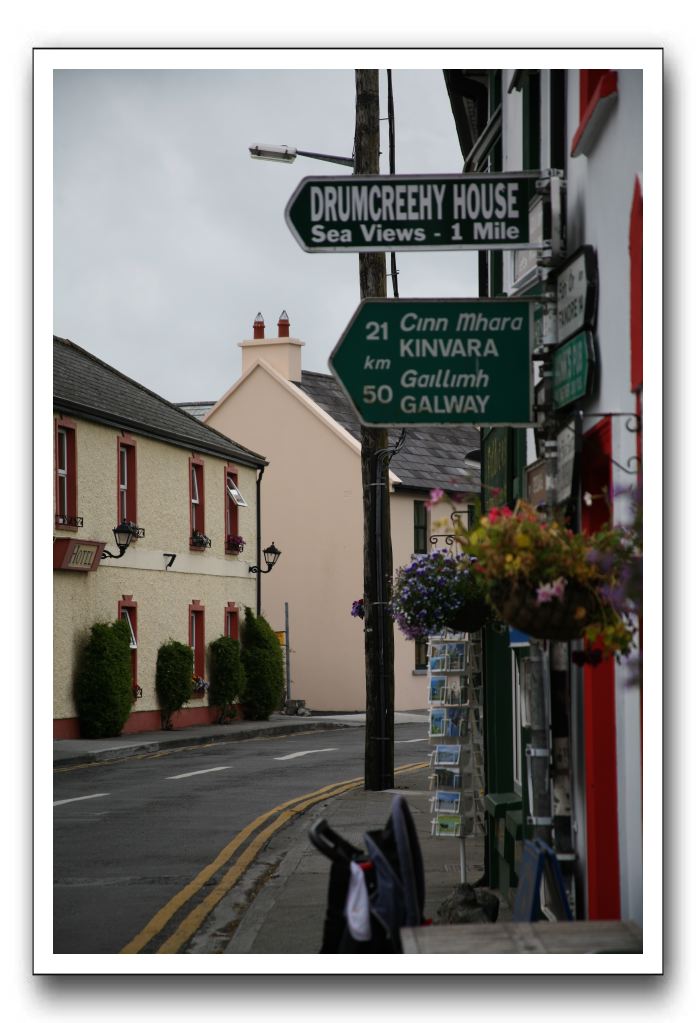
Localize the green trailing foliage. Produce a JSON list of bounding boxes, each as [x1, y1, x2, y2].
[[74, 619, 134, 738], [208, 636, 246, 723], [155, 639, 194, 730], [240, 607, 285, 720]]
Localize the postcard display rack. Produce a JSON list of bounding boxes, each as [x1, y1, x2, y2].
[[427, 630, 485, 883]]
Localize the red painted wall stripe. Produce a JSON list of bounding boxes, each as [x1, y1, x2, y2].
[[581, 419, 621, 919]]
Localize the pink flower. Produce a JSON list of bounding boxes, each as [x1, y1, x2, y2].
[[536, 577, 567, 605], [425, 487, 445, 509]]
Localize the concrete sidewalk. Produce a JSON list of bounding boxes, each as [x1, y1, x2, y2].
[[195, 770, 503, 955], [53, 713, 508, 954], [53, 713, 362, 767], [52, 711, 429, 767]]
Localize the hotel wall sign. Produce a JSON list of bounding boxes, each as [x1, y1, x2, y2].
[[53, 538, 106, 572], [554, 246, 598, 344]]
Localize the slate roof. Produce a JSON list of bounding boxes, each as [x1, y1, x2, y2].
[[296, 371, 481, 493], [54, 337, 266, 468], [178, 369, 480, 493]]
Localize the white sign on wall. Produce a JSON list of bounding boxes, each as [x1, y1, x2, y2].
[[556, 246, 598, 345]]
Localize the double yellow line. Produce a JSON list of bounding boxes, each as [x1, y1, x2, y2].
[[121, 762, 427, 954]]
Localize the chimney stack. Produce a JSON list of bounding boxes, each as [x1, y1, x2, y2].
[[240, 309, 304, 382]]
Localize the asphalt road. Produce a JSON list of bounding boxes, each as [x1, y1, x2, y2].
[[53, 720, 430, 954]]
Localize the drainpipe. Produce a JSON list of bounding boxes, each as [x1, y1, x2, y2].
[[255, 465, 265, 616]]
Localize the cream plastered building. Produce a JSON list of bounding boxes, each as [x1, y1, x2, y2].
[[183, 312, 481, 713], [53, 336, 266, 737]]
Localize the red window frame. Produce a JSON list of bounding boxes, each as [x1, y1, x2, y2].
[[55, 416, 78, 529], [118, 595, 139, 697], [189, 456, 205, 546], [579, 70, 609, 120], [189, 600, 206, 691], [580, 419, 621, 919], [225, 464, 241, 553], [117, 435, 138, 527], [224, 601, 240, 641], [571, 70, 618, 157]]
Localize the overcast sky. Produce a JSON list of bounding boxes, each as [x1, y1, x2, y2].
[[53, 68, 478, 404]]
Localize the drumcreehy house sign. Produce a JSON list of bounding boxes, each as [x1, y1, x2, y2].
[[285, 172, 547, 253]]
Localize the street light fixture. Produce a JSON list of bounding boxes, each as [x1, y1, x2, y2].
[[249, 144, 353, 168], [101, 520, 137, 560], [249, 541, 282, 575]]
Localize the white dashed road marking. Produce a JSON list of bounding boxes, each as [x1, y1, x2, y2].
[[54, 793, 110, 807], [274, 748, 338, 761], [166, 766, 234, 780]]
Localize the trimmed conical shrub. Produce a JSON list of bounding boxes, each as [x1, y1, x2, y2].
[[208, 636, 246, 723], [155, 639, 194, 730], [240, 607, 284, 720], [74, 619, 134, 738]]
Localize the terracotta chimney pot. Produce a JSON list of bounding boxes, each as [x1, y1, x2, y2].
[[253, 312, 265, 339], [278, 310, 290, 337]]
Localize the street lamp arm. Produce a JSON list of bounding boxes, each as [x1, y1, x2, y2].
[[295, 149, 354, 168], [249, 143, 353, 168]]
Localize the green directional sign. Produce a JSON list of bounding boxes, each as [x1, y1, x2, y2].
[[285, 172, 542, 253], [552, 331, 594, 409], [329, 299, 535, 427]]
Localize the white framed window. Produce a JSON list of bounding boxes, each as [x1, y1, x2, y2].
[[57, 428, 68, 515], [121, 607, 137, 650], [226, 478, 247, 507], [190, 461, 203, 534], [119, 445, 128, 520]]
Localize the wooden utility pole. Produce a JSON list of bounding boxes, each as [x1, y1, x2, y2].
[[354, 70, 395, 790]]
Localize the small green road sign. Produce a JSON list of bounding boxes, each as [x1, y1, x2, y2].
[[285, 172, 543, 253], [552, 331, 594, 409], [329, 299, 535, 427]]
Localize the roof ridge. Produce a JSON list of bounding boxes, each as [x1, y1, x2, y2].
[[300, 369, 333, 380], [53, 336, 265, 463]]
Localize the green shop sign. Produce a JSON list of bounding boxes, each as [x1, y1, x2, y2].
[[329, 298, 535, 427], [286, 172, 542, 253], [552, 331, 594, 409]]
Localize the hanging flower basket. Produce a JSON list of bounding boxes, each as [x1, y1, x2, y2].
[[457, 499, 641, 658], [490, 578, 599, 641], [390, 549, 491, 640], [444, 598, 491, 634]]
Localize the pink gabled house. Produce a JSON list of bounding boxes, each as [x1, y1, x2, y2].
[[180, 312, 481, 713]]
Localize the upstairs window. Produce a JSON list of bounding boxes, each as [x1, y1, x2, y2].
[[55, 418, 79, 528], [118, 437, 137, 526], [225, 467, 247, 553], [413, 500, 428, 554], [190, 457, 209, 547]]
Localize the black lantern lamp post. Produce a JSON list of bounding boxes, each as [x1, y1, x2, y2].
[[101, 520, 138, 560], [249, 541, 281, 617], [248, 541, 281, 575]]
